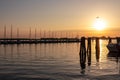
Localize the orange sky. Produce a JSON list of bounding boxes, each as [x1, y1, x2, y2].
[[0, 0, 120, 37]]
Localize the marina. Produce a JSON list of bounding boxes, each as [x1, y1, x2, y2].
[[0, 38, 80, 44], [1, 0, 120, 79], [0, 40, 120, 80]]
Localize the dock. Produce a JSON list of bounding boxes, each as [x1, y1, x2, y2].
[[0, 38, 80, 44]]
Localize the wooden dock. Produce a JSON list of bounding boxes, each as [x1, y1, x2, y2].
[[0, 37, 119, 44], [0, 38, 80, 44]]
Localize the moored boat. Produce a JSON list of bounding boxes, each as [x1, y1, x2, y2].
[[107, 43, 119, 52], [107, 37, 120, 52]]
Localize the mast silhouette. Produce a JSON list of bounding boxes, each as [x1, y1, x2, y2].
[[44, 30, 46, 38], [35, 28, 36, 39], [17, 28, 19, 38], [11, 25, 13, 39], [4, 25, 6, 39], [39, 29, 41, 38], [29, 27, 31, 39]]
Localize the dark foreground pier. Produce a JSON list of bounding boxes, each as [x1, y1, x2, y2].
[[79, 36, 120, 74]]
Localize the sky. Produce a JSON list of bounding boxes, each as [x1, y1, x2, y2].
[[0, 0, 120, 37]]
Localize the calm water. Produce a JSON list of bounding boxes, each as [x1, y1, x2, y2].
[[0, 40, 120, 80]]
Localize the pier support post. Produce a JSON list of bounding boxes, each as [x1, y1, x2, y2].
[[117, 37, 120, 44], [108, 37, 111, 44], [95, 38, 100, 62], [116, 37, 120, 57], [87, 37, 91, 66], [79, 37, 86, 74], [116, 37, 120, 74]]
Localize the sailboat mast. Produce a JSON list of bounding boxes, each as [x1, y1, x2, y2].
[[35, 28, 36, 39], [29, 27, 31, 39], [11, 25, 13, 39], [17, 28, 19, 38], [4, 25, 6, 39]]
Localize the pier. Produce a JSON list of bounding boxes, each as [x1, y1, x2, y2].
[[0, 37, 119, 44], [0, 26, 119, 44], [79, 36, 120, 74], [0, 38, 80, 44]]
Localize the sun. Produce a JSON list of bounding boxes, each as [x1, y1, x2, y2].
[[93, 17, 106, 30]]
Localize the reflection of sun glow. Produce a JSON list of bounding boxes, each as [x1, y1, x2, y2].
[[93, 17, 106, 30], [99, 40, 102, 62], [99, 40, 107, 63]]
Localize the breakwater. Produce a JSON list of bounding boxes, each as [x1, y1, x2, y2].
[[0, 38, 80, 44]]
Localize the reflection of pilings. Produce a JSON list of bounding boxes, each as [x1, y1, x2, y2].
[[4, 45, 6, 59], [17, 44, 20, 57], [39, 44, 41, 57], [44, 44, 47, 58], [95, 38, 100, 62], [29, 44, 32, 59], [87, 37, 91, 66], [116, 56, 120, 74], [11, 45, 14, 59], [35, 44, 37, 58], [79, 37, 86, 71]]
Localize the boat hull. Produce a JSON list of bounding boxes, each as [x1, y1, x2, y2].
[[107, 43, 119, 52]]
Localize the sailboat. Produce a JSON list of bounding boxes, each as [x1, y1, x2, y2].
[[107, 38, 120, 52]]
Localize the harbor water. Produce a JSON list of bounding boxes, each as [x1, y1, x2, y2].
[[0, 40, 120, 80]]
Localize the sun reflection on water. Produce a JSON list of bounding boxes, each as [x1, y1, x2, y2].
[[99, 40, 108, 62]]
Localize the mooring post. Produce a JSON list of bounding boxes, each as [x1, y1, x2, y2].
[[79, 37, 86, 74], [87, 37, 91, 66], [116, 37, 120, 59], [108, 37, 111, 44], [117, 37, 120, 44], [96, 38, 100, 62]]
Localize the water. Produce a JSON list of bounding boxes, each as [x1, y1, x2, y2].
[[0, 40, 120, 80]]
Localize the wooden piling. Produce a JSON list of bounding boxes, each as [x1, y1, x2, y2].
[[116, 37, 120, 74], [79, 37, 86, 71], [87, 37, 91, 66], [116, 37, 120, 57], [108, 37, 111, 44], [95, 38, 100, 62], [116, 37, 120, 44]]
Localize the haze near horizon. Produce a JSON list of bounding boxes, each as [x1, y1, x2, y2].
[[0, 0, 120, 37]]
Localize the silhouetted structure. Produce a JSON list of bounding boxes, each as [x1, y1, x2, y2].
[[79, 37, 86, 74], [0, 38, 80, 44], [17, 28, 19, 38], [4, 25, 6, 39], [87, 37, 91, 66], [108, 37, 111, 44], [29, 27, 31, 39], [11, 25, 13, 39], [95, 38, 100, 62]]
